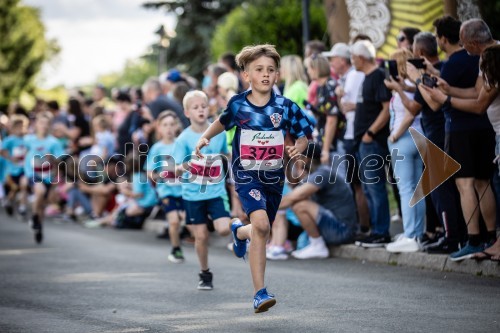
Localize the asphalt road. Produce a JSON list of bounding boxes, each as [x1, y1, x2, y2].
[[0, 212, 499, 333]]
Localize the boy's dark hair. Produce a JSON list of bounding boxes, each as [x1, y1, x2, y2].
[[401, 27, 421, 46], [47, 100, 59, 111], [236, 44, 281, 70], [433, 15, 461, 44], [220, 52, 238, 71]]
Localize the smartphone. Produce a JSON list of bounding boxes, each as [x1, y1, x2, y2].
[[384, 60, 399, 80], [421, 74, 437, 88], [408, 58, 426, 69]]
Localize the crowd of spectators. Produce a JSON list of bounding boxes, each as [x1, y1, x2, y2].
[[1, 16, 499, 263]]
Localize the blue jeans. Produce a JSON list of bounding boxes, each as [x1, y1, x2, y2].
[[388, 132, 425, 238], [67, 187, 92, 215], [358, 141, 390, 235]]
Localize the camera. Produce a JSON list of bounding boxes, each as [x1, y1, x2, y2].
[[421, 74, 437, 88], [408, 58, 426, 69], [383, 60, 399, 80]]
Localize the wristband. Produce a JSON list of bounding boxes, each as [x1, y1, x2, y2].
[[444, 95, 451, 108], [366, 130, 376, 138]]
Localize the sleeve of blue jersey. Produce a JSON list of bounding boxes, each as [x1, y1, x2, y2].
[[288, 101, 314, 139], [218, 95, 239, 130]]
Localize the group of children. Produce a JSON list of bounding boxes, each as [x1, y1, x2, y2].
[[1, 44, 314, 314]]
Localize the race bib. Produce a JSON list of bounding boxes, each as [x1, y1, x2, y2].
[[12, 146, 26, 165], [240, 129, 284, 171], [189, 153, 224, 185], [158, 170, 181, 186]]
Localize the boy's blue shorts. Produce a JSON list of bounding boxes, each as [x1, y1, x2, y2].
[[184, 197, 230, 225], [236, 182, 283, 224], [160, 196, 184, 214]]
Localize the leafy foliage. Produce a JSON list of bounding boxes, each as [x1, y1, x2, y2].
[[211, 0, 328, 60], [479, 0, 500, 39], [143, 0, 245, 78], [0, 0, 58, 111]]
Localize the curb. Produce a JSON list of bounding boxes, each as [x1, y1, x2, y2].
[[329, 245, 500, 278], [145, 220, 499, 278]]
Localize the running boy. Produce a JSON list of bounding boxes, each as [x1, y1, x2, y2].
[[24, 111, 64, 243], [195, 44, 313, 313], [146, 111, 185, 263], [1, 115, 29, 216], [174, 90, 231, 290]]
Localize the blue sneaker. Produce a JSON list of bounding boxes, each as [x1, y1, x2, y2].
[[231, 219, 247, 258], [253, 287, 276, 313], [449, 242, 484, 262]]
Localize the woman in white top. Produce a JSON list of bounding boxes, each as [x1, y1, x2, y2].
[[385, 48, 425, 253]]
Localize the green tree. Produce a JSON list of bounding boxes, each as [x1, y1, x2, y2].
[[0, 0, 58, 111], [143, 0, 245, 79], [211, 0, 328, 60]]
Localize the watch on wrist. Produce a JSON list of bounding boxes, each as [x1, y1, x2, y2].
[[415, 78, 422, 86], [444, 95, 451, 107], [366, 130, 375, 138]]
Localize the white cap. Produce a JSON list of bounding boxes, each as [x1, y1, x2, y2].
[[322, 43, 351, 59], [350, 40, 376, 60]]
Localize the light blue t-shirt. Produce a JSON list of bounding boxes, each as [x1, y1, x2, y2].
[[145, 141, 181, 199], [24, 134, 65, 183], [1, 135, 27, 176], [132, 172, 158, 208], [282, 184, 301, 227], [173, 126, 228, 201]]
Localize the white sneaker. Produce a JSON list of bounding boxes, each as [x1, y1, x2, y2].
[[291, 242, 329, 259], [385, 236, 420, 253], [266, 246, 288, 260]]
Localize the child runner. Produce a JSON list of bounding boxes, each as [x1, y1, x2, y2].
[[195, 44, 313, 313], [1, 115, 29, 216], [24, 112, 64, 243], [174, 90, 231, 290], [146, 111, 185, 263]]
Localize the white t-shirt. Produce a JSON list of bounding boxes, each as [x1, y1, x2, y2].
[[341, 67, 365, 140], [389, 81, 422, 135]]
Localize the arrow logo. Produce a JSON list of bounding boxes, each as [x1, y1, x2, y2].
[[409, 127, 461, 207]]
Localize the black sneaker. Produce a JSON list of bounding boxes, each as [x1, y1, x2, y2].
[[168, 248, 185, 264], [198, 271, 213, 290], [425, 237, 459, 254], [5, 202, 14, 216], [31, 215, 43, 244], [355, 234, 391, 248]]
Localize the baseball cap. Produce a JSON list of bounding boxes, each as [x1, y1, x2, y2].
[[322, 43, 351, 59], [166, 69, 183, 83], [350, 40, 376, 60]]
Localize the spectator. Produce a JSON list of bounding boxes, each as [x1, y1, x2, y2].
[[384, 48, 425, 253], [397, 27, 421, 50], [116, 92, 142, 156], [280, 55, 308, 108], [142, 77, 188, 127], [305, 54, 342, 164], [279, 143, 357, 259], [304, 40, 327, 107], [88, 115, 115, 160], [323, 42, 370, 236], [47, 100, 70, 127], [350, 40, 392, 248]]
